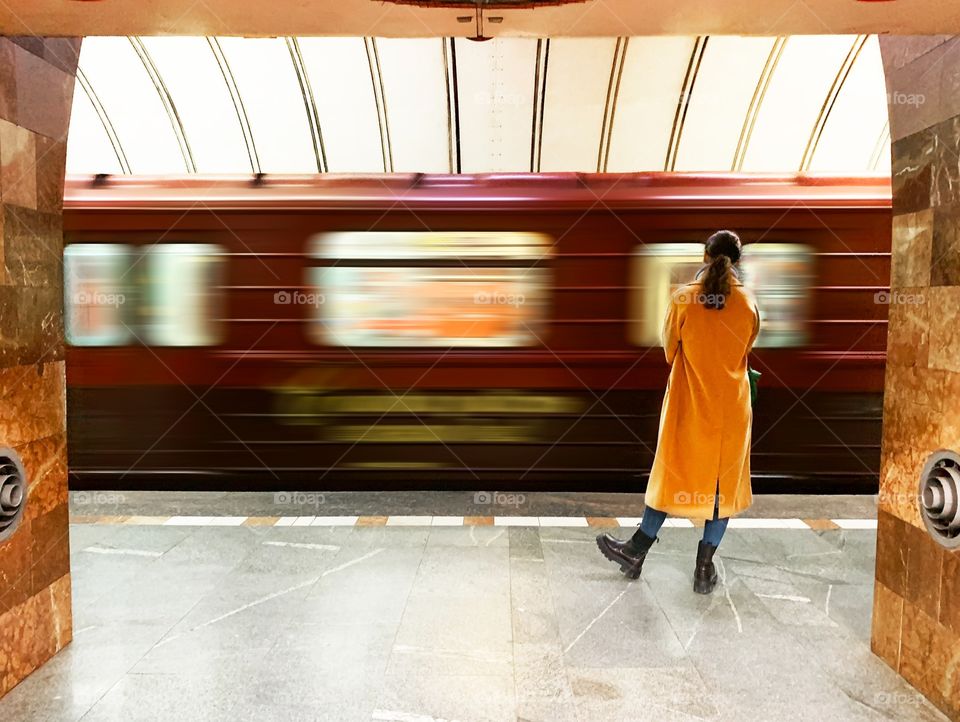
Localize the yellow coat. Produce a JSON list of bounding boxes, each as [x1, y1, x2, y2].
[[644, 277, 761, 520]]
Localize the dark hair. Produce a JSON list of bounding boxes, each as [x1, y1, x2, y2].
[[700, 230, 742, 310]]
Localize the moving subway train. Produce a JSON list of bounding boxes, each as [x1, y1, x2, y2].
[[62, 173, 891, 492]]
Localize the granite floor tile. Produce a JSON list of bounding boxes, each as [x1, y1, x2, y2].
[[0, 514, 948, 722], [68, 490, 882, 521], [507, 526, 544, 560], [514, 642, 578, 722], [510, 558, 562, 645], [785, 623, 947, 721], [0, 621, 170, 713], [80, 671, 363, 722], [425, 525, 509, 549], [390, 598, 513, 677], [568, 664, 721, 721], [374, 669, 516, 722]]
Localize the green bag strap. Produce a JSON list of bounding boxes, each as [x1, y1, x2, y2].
[[748, 367, 761, 406]]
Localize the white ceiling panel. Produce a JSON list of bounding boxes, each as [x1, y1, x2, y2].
[[66, 34, 891, 177], [539, 38, 619, 172]]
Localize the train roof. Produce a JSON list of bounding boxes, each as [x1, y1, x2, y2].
[[64, 173, 891, 212]]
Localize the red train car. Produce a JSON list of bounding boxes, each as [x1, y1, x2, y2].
[[62, 173, 891, 492]]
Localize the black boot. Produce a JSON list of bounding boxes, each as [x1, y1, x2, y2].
[[596, 528, 657, 579], [693, 540, 719, 594]]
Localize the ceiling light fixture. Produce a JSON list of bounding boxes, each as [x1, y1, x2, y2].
[[468, 1, 492, 42], [380, 0, 591, 37]]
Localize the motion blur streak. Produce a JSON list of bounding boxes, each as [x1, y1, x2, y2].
[[631, 243, 813, 348], [310, 231, 552, 347], [61, 173, 890, 492], [65, 244, 225, 347]]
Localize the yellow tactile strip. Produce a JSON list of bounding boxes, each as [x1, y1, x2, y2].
[[123, 516, 169, 525], [68, 515, 877, 529], [804, 518, 841, 530]]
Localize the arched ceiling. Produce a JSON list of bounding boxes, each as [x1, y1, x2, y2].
[[66, 35, 891, 176], [3, 0, 959, 37]]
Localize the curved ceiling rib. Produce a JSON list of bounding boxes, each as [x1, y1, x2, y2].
[[597, 37, 628, 173], [664, 35, 708, 171], [732, 36, 786, 172], [67, 34, 890, 177], [870, 121, 891, 171], [207, 37, 260, 174], [443, 37, 461, 174], [364, 37, 394, 173], [800, 34, 867, 172], [286, 37, 327, 173], [529, 38, 550, 173], [75, 67, 132, 174], [128, 36, 195, 173]]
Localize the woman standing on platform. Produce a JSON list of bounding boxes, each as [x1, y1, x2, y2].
[[596, 230, 760, 594]]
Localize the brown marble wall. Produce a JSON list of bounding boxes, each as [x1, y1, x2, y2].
[[0, 36, 78, 699], [876, 36, 960, 721]]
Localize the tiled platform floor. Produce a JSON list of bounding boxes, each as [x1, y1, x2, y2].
[[0, 494, 946, 722], [66, 490, 880, 521]]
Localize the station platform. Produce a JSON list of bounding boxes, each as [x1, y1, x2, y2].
[[0, 492, 944, 722]]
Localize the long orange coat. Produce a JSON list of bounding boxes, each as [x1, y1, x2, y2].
[[644, 276, 761, 519]]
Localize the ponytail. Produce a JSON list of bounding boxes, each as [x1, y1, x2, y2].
[[701, 255, 732, 310], [700, 229, 742, 311]]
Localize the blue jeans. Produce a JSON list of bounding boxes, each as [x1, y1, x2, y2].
[[639, 492, 729, 547]]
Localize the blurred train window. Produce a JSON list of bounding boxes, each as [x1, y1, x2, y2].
[[143, 244, 225, 346], [630, 242, 813, 348], [64, 244, 135, 346], [307, 232, 553, 347], [630, 243, 704, 348], [740, 244, 814, 347]]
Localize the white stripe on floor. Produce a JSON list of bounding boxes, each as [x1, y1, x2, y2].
[[310, 516, 358, 526], [262, 541, 340, 551], [538, 516, 589, 527], [386, 516, 434, 526], [728, 518, 809, 529], [203, 516, 248, 526], [756, 592, 812, 603], [833, 518, 878, 529], [83, 546, 163, 557], [76, 514, 882, 529], [163, 516, 214, 526], [494, 516, 540, 526], [614, 519, 692, 528]]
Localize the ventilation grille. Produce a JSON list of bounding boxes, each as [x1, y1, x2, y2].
[[919, 450, 960, 549], [0, 448, 26, 544]]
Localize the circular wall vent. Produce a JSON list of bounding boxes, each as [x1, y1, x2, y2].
[[919, 449, 960, 549], [0, 448, 27, 544]]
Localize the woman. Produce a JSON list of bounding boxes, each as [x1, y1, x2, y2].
[[596, 230, 760, 594]]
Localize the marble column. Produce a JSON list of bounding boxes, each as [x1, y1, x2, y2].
[[875, 36, 960, 720], [0, 36, 79, 698]]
